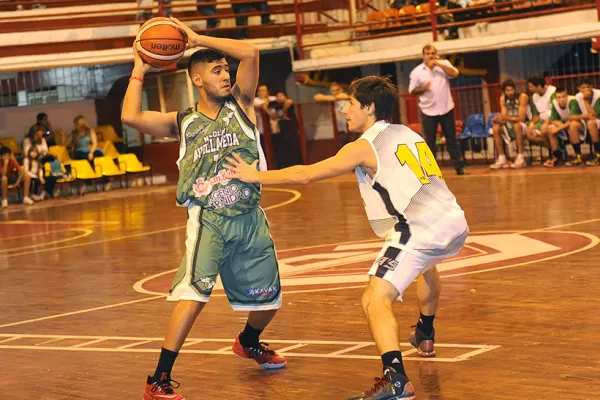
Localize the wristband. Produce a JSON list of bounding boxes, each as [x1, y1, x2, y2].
[[129, 76, 144, 84]]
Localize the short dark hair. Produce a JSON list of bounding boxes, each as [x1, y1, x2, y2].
[[501, 79, 516, 92], [579, 78, 592, 87], [188, 49, 226, 75], [0, 146, 11, 156], [73, 115, 84, 124], [555, 87, 567, 94], [348, 75, 397, 123], [36, 112, 47, 122], [527, 75, 546, 87], [422, 44, 436, 54]]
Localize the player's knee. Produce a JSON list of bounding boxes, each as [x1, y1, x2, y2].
[[0, 175, 6, 184], [362, 281, 396, 314]]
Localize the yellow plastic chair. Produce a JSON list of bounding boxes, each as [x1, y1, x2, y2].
[[48, 145, 73, 165], [99, 140, 120, 159], [0, 137, 23, 157], [117, 153, 153, 186], [44, 162, 75, 196], [69, 159, 103, 181], [95, 125, 124, 144], [94, 156, 126, 188]]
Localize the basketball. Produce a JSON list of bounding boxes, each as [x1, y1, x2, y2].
[[135, 17, 187, 68]]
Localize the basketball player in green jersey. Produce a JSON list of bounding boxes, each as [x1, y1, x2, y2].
[[543, 87, 585, 167], [122, 18, 286, 400], [490, 79, 529, 169]]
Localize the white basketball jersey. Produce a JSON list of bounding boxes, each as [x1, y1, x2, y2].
[[576, 89, 600, 116], [355, 121, 468, 253], [532, 85, 556, 121]]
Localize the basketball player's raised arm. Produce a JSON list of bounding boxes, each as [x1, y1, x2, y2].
[[121, 45, 178, 138], [170, 18, 259, 110], [224, 140, 375, 185]]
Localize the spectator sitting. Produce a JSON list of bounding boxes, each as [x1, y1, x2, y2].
[[262, 92, 300, 168], [314, 82, 354, 144], [28, 112, 55, 146], [23, 147, 45, 201], [254, 84, 276, 136], [71, 115, 110, 194], [196, 0, 221, 36], [231, 1, 274, 39], [1, 146, 33, 208], [71, 115, 103, 162], [137, 0, 172, 21], [23, 123, 55, 164]]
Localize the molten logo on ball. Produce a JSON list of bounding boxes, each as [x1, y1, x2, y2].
[[151, 43, 182, 51]]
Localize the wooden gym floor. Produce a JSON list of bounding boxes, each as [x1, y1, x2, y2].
[[1, 165, 600, 399]]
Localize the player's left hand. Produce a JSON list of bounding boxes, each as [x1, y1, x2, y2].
[[169, 17, 196, 48], [224, 152, 259, 183]]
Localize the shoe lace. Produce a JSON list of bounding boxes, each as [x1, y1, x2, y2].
[[151, 377, 180, 395], [248, 341, 276, 357], [365, 376, 387, 395]]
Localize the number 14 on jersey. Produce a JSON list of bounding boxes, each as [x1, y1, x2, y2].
[[395, 142, 444, 185]]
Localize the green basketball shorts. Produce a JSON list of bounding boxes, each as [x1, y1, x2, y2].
[[168, 205, 281, 311]]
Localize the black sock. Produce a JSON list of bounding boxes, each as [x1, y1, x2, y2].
[[553, 150, 562, 160], [381, 351, 406, 376], [152, 348, 178, 382], [239, 322, 264, 348], [573, 143, 582, 156], [417, 313, 435, 336], [594, 141, 600, 154]]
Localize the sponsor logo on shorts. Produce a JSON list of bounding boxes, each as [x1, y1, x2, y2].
[[197, 276, 216, 291], [375, 256, 399, 271], [246, 285, 278, 297]]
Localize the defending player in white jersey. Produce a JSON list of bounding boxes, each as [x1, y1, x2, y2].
[[224, 75, 469, 400]]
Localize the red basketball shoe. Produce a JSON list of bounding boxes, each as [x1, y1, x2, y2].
[[231, 335, 287, 369], [143, 373, 185, 400]]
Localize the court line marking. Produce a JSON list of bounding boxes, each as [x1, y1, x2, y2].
[[0, 188, 301, 261], [0, 228, 74, 242], [35, 338, 64, 346], [71, 339, 106, 348], [277, 343, 308, 353], [1, 217, 596, 329], [117, 340, 153, 349], [0, 336, 21, 344], [0, 295, 165, 329], [0, 334, 500, 363], [181, 340, 204, 348], [132, 229, 597, 297], [328, 343, 372, 355], [441, 230, 599, 279], [0, 228, 92, 254], [0, 220, 120, 225]]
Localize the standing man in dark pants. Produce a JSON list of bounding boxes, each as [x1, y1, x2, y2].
[[409, 45, 466, 175]]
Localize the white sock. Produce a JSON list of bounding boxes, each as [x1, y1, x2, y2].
[[497, 155, 507, 163], [517, 153, 525, 160]]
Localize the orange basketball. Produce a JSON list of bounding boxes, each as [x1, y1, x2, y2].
[[136, 17, 187, 68]]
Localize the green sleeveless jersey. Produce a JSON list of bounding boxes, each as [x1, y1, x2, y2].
[[504, 94, 520, 118], [175, 96, 264, 216]]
